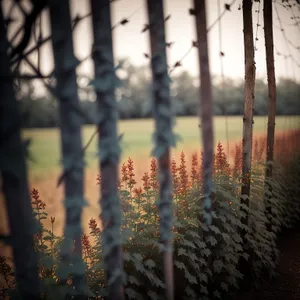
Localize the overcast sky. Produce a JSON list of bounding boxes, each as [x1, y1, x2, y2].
[[3, 0, 300, 86]]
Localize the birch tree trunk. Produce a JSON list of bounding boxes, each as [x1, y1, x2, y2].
[[263, 0, 277, 231], [90, 1, 124, 299], [193, 0, 214, 226], [146, 1, 174, 299], [48, 0, 85, 294], [240, 0, 256, 232], [0, 6, 41, 299]]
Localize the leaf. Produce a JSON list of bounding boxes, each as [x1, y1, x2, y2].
[[125, 288, 143, 300], [178, 247, 187, 256], [213, 259, 224, 273], [184, 269, 197, 284], [242, 252, 250, 261], [200, 284, 208, 295], [181, 238, 196, 249], [213, 290, 221, 299], [144, 259, 156, 269], [220, 282, 228, 292], [200, 222, 209, 231], [185, 285, 196, 297], [201, 248, 211, 257], [132, 253, 143, 261], [128, 275, 140, 286], [199, 273, 208, 283], [209, 225, 221, 234], [207, 236, 218, 246], [123, 252, 131, 261], [187, 230, 198, 238], [174, 260, 186, 270], [199, 258, 207, 266], [147, 291, 160, 300], [195, 240, 206, 249]]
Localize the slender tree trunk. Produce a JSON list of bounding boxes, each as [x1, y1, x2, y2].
[[48, 0, 85, 295], [0, 7, 41, 299], [194, 0, 214, 226], [240, 0, 256, 232], [263, 0, 277, 231], [146, 1, 174, 299], [90, 1, 124, 299]]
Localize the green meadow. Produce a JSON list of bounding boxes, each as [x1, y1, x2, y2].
[[23, 115, 300, 180]]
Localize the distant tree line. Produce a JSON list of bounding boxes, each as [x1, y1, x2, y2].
[[17, 59, 300, 128]]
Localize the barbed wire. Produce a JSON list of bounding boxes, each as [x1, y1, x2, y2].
[[7, 0, 300, 79], [207, 0, 238, 32], [273, 0, 300, 135], [286, 0, 300, 34], [274, 1, 300, 77], [217, 0, 229, 157], [274, 47, 290, 78], [168, 0, 238, 74], [254, 0, 261, 53], [276, 1, 300, 131], [112, 6, 142, 30], [273, 23, 300, 52]]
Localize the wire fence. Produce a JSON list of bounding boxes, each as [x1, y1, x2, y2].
[[1, 0, 300, 299]]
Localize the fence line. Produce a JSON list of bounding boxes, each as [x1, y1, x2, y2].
[[0, 1, 300, 299]]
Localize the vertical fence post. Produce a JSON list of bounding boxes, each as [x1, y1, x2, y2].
[[0, 6, 41, 299], [193, 0, 214, 226], [146, 1, 174, 299], [263, 0, 277, 232], [48, 0, 86, 294], [240, 0, 256, 232], [90, 1, 124, 299]]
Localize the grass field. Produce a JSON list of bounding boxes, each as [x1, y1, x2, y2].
[[23, 116, 299, 179], [23, 117, 300, 181]]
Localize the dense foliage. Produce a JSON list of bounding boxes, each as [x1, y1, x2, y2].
[[17, 61, 300, 128], [1, 131, 300, 299]]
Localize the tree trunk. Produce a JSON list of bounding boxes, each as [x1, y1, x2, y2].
[[48, 0, 85, 295], [146, 1, 174, 299], [263, 0, 277, 231], [240, 0, 256, 232], [0, 6, 41, 299], [194, 0, 214, 226], [90, 1, 124, 299]]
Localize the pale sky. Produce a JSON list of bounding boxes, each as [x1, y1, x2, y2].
[[3, 0, 300, 86]]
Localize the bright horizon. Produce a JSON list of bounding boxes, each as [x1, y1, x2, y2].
[[2, 0, 300, 95]]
